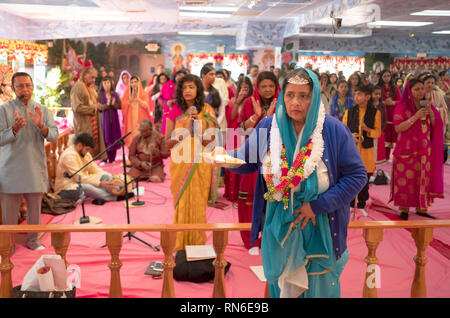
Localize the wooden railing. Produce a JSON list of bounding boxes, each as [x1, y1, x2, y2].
[[1, 220, 449, 298], [348, 220, 450, 298], [0, 223, 251, 298]]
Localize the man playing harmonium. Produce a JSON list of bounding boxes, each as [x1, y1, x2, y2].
[[127, 119, 169, 182]]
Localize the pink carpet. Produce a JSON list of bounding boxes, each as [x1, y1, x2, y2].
[[6, 159, 450, 298]]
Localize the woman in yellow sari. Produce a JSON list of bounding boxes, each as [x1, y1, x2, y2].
[[169, 74, 218, 251], [122, 76, 151, 148]]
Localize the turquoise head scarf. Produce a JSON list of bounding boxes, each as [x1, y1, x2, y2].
[[275, 67, 322, 206]]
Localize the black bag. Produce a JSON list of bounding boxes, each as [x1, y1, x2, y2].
[[41, 194, 77, 215], [173, 250, 231, 283], [373, 170, 389, 185]]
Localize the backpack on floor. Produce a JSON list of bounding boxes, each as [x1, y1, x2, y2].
[[373, 170, 390, 185], [173, 250, 231, 283], [41, 193, 77, 215]]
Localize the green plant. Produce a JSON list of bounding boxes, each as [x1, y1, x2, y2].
[[35, 67, 65, 108]]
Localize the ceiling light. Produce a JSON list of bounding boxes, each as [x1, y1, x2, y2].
[[179, 6, 239, 12], [179, 11, 232, 18], [411, 10, 450, 16], [432, 30, 450, 34], [297, 32, 369, 38], [178, 31, 213, 35], [368, 20, 434, 27]]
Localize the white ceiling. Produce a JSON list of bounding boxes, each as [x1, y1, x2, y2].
[[0, 0, 448, 41]]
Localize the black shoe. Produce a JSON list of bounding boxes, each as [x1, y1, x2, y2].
[[92, 198, 106, 205], [399, 212, 409, 220], [117, 192, 134, 201], [416, 212, 437, 219]]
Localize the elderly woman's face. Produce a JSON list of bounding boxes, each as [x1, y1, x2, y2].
[[258, 79, 276, 100], [284, 83, 312, 123]]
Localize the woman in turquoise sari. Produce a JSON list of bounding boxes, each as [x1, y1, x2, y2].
[[213, 68, 366, 297]]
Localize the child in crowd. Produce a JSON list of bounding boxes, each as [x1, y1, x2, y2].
[[343, 85, 382, 216]]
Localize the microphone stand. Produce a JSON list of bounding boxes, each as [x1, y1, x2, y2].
[[76, 132, 160, 251], [77, 176, 90, 224], [131, 176, 146, 207]]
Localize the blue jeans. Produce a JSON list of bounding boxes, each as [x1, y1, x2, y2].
[[59, 178, 116, 202]]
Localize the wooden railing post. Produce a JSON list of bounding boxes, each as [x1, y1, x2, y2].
[[212, 231, 228, 298], [160, 231, 176, 298], [0, 233, 14, 298], [264, 282, 271, 298], [106, 232, 123, 298], [362, 228, 383, 298], [51, 232, 71, 268], [411, 227, 433, 298]]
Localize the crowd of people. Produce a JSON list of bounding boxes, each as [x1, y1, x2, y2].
[[0, 58, 449, 298]]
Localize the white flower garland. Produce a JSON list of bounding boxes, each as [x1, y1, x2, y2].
[[263, 103, 326, 202]]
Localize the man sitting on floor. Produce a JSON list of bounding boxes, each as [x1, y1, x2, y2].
[[54, 132, 118, 205], [128, 119, 169, 182]]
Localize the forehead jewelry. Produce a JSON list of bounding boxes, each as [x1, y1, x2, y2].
[[288, 75, 310, 85]]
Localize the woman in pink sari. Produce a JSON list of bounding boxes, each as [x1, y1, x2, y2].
[[160, 70, 187, 135], [390, 78, 444, 220]]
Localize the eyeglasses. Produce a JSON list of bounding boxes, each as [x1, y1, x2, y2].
[[14, 83, 33, 89]]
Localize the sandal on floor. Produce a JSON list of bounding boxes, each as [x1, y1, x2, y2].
[[399, 212, 409, 220], [416, 212, 437, 219]]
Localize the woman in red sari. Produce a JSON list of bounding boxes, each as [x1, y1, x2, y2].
[[224, 76, 253, 206], [378, 70, 401, 160], [390, 78, 444, 220], [238, 71, 280, 251]]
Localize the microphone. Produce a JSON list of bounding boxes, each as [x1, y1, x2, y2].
[[419, 99, 427, 125], [190, 106, 196, 137], [64, 171, 71, 178]]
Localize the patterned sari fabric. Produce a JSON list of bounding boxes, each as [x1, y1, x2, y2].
[[169, 103, 218, 251], [121, 78, 151, 148], [390, 81, 444, 209]]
